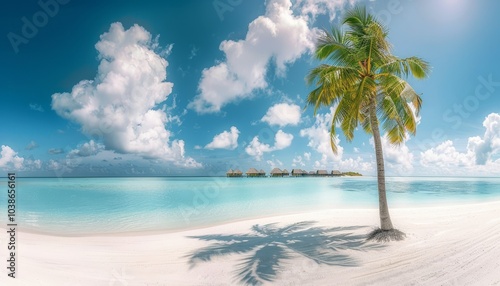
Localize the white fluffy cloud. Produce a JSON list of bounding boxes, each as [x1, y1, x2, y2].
[[420, 113, 500, 169], [467, 113, 500, 165], [0, 145, 24, 170], [372, 136, 414, 173], [300, 108, 374, 172], [275, 130, 294, 149], [304, 152, 311, 161], [189, 0, 315, 113], [261, 103, 301, 127], [51, 23, 200, 168], [300, 107, 344, 161], [205, 126, 240, 150], [69, 140, 105, 157], [245, 139, 272, 161], [312, 156, 372, 173], [26, 159, 42, 170], [295, 0, 354, 20], [292, 155, 306, 167], [420, 140, 474, 168], [245, 130, 294, 161]]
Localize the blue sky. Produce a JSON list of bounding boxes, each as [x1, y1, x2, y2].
[[1, 0, 500, 177]]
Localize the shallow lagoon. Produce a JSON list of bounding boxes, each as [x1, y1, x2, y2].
[[1, 176, 499, 235]]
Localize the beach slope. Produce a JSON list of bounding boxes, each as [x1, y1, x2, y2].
[[1, 201, 500, 285]]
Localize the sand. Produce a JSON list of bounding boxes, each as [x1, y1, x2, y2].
[[1, 201, 500, 285]]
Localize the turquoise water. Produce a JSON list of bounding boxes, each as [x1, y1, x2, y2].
[[0, 176, 499, 235]]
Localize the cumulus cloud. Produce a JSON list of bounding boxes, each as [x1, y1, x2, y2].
[[0, 145, 24, 170], [381, 137, 414, 173], [275, 130, 294, 149], [300, 101, 420, 174], [261, 103, 301, 127], [205, 126, 240, 150], [51, 22, 200, 168], [366, 135, 415, 173], [245, 130, 294, 161], [245, 139, 272, 161], [313, 156, 372, 173], [189, 0, 315, 113], [295, 0, 354, 20], [304, 152, 311, 161], [69, 140, 105, 157], [292, 155, 306, 167], [467, 113, 500, 165], [26, 159, 42, 169], [420, 140, 474, 168], [420, 113, 500, 170], [300, 108, 374, 172], [300, 107, 344, 161]]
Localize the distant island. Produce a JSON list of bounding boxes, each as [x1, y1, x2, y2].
[[227, 168, 362, 178], [342, 172, 363, 177]]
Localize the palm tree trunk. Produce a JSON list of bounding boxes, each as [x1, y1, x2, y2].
[[368, 97, 394, 231]]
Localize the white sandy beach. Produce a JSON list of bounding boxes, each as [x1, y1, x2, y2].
[[1, 201, 500, 286]]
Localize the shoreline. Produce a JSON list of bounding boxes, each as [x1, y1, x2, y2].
[[3, 199, 499, 237], [1, 200, 500, 285]]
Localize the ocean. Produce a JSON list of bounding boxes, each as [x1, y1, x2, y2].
[[1, 176, 499, 235]]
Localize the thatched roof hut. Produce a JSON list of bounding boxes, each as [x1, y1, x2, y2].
[[282, 169, 290, 176], [317, 170, 328, 176], [331, 170, 342, 176], [227, 169, 242, 177], [308, 171, 315, 176], [270, 168, 283, 177], [259, 169, 266, 176], [246, 168, 260, 177], [291, 169, 305, 176]]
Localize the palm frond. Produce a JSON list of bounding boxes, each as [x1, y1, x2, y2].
[[188, 237, 262, 265], [306, 64, 359, 115], [305, 4, 429, 156], [379, 56, 430, 79], [237, 244, 289, 285]]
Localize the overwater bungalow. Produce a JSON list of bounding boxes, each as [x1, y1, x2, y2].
[[270, 168, 284, 177], [246, 168, 260, 177], [227, 169, 243, 177], [308, 171, 316, 176], [259, 169, 266, 177], [282, 169, 290, 177], [291, 169, 306, 177], [316, 170, 329, 177], [331, 170, 342, 176]]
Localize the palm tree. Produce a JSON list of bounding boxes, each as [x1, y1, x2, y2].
[[306, 6, 430, 241]]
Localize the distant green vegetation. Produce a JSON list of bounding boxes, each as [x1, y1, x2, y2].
[[342, 172, 362, 176]]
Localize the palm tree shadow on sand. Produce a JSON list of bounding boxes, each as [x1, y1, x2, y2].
[[186, 221, 384, 285]]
